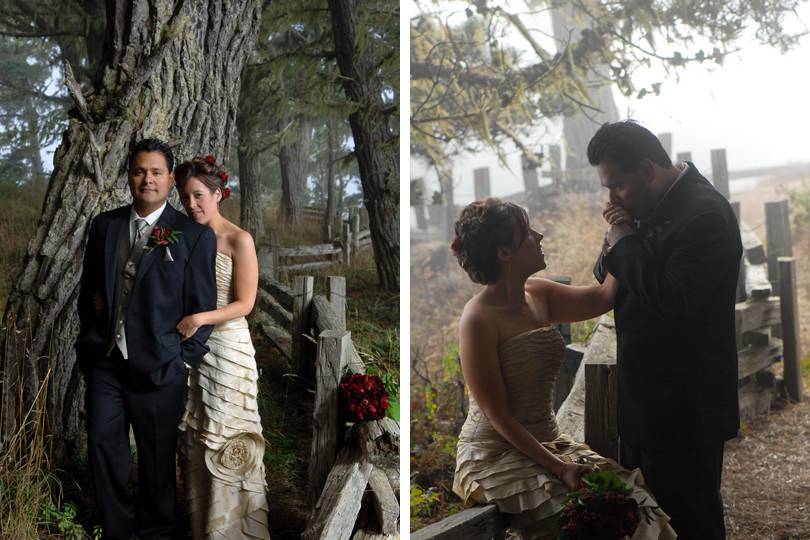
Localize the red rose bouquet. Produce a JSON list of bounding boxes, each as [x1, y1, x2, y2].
[[559, 470, 644, 540], [338, 372, 390, 422]]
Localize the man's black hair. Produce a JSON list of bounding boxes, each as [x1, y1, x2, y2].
[[129, 138, 175, 172], [586, 120, 672, 172]]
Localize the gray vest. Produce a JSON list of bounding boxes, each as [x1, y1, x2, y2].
[[107, 219, 150, 357]]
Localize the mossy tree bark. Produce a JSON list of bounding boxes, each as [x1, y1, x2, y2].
[[0, 0, 261, 461], [328, 0, 399, 291], [278, 115, 310, 226]]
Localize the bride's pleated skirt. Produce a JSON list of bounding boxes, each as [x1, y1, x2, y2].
[[180, 323, 271, 539]]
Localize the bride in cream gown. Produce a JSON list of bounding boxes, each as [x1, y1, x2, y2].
[[175, 156, 270, 539], [450, 198, 676, 540]]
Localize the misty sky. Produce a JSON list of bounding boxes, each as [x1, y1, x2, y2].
[[410, 1, 810, 204]]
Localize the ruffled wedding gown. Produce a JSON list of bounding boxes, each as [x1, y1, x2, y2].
[[180, 252, 270, 539], [453, 326, 676, 539]]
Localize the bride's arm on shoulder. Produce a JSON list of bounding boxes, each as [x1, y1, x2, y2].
[[176, 231, 258, 339], [459, 310, 588, 489], [526, 273, 617, 324]]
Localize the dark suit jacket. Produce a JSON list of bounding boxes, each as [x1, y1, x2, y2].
[[76, 203, 217, 386], [594, 163, 743, 450]]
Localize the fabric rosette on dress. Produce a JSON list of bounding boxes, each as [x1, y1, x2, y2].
[[180, 252, 270, 539]]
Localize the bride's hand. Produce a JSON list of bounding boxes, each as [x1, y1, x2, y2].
[[603, 203, 635, 228], [177, 314, 203, 341], [559, 462, 594, 491]]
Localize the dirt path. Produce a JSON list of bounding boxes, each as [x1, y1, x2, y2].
[[724, 175, 810, 540]]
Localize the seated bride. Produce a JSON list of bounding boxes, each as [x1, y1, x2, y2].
[[450, 198, 676, 540]]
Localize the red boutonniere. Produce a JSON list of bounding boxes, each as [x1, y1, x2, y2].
[[146, 226, 182, 250], [450, 237, 461, 252]]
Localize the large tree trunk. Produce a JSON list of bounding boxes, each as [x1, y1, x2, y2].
[[278, 115, 310, 226], [0, 0, 261, 462], [236, 64, 264, 243], [328, 0, 399, 291]]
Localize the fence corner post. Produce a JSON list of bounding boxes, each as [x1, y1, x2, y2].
[[328, 276, 347, 330], [778, 257, 803, 402]]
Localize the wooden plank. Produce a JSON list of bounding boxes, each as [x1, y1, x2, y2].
[[292, 276, 315, 377], [766, 200, 793, 290], [367, 466, 399, 535], [711, 148, 729, 200], [256, 288, 292, 328], [302, 445, 373, 540], [554, 342, 585, 412], [411, 504, 508, 540], [279, 244, 342, 258], [329, 276, 347, 330], [740, 221, 767, 265], [473, 167, 491, 200], [737, 338, 782, 380], [308, 330, 351, 508], [257, 243, 276, 280], [254, 311, 292, 360], [259, 273, 294, 311], [735, 297, 781, 346], [584, 362, 618, 461], [284, 260, 336, 271], [358, 229, 371, 241], [778, 257, 803, 401]]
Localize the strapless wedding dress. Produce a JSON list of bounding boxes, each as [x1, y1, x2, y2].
[[453, 326, 676, 539], [179, 252, 270, 539]]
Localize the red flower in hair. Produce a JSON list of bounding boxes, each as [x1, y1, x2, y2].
[[218, 171, 229, 183], [450, 237, 461, 252], [204, 155, 216, 164], [222, 187, 232, 200]]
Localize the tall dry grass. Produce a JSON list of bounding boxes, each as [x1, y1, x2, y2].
[[0, 182, 45, 308], [0, 367, 53, 539]]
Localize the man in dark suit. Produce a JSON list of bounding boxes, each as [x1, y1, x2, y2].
[[589, 121, 742, 539], [76, 138, 217, 540]]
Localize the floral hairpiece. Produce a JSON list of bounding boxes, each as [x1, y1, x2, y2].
[[198, 155, 231, 200], [451, 237, 461, 252]]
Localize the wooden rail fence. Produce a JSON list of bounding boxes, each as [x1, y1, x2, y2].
[[251, 261, 400, 538]]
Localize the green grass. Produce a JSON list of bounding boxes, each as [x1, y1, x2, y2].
[[0, 182, 45, 308]]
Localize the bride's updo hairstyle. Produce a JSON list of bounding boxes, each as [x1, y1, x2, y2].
[[174, 155, 232, 200], [452, 197, 530, 284]]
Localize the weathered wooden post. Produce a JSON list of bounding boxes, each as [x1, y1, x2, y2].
[[342, 222, 352, 266], [549, 144, 563, 190], [292, 275, 315, 377], [765, 200, 793, 291], [257, 230, 280, 279], [352, 210, 361, 253], [778, 257, 803, 402], [359, 206, 369, 230], [473, 167, 491, 201], [328, 276, 347, 330], [657, 132, 672, 157], [731, 201, 747, 303], [411, 178, 429, 230], [676, 151, 692, 163], [522, 154, 539, 198], [711, 149, 729, 200], [585, 360, 618, 461], [308, 329, 351, 507]]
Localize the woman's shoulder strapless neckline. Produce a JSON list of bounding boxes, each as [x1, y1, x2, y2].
[[498, 326, 557, 349]]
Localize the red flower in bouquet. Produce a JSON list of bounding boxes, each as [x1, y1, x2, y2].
[[339, 373, 389, 422], [559, 470, 644, 540]]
